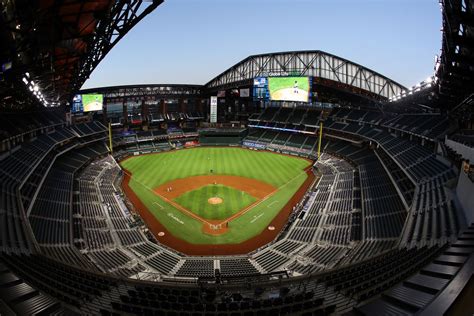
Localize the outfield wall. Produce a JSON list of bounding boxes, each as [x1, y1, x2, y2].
[[198, 129, 246, 146]]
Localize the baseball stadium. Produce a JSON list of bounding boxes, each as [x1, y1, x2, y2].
[[0, 1, 473, 315]]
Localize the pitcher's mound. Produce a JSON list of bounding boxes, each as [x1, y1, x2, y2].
[[208, 197, 223, 205]]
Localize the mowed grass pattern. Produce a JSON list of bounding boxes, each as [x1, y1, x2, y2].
[[121, 147, 308, 188], [121, 147, 311, 244], [174, 185, 256, 220]]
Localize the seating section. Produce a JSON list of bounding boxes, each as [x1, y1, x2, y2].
[[112, 127, 200, 155], [3, 237, 467, 316], [0, 109, 65, 143], [175, 260, 215, 278], [1, 253, 354, 315], [251, 150, 405, 275], [0, 260, 73, 315], [330, 108, 449, 140], [219, 258, 259, 276], [331, 107, 384, 124], [243, 128, 319, 157], [382, 113, 450, 140], [401, 179, 460, 246], [324, 120, 462, 246], [320, 245, 442, 302], [250, 107, 321, 127], [0, 106, 468, 315], [356, 224, 474, 315], [375, 146, 416, 205], [324, 141, 407, 239], [0, 122, 105, 253], [325, 120, 455, 183], [74, 156, 178, 277]]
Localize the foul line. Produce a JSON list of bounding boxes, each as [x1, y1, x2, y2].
[[153, 202, 164, 209], [153, 191, 214, 226]]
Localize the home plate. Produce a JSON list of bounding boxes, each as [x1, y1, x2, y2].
[[158, 232, 165, 237], [268, 226, 275, 231]]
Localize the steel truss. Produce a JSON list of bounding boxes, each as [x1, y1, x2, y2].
[[437, 0, 474, 103], [0, 0, 163, 107], [73, 0, 164, 97], [205, 50, 406, 100]]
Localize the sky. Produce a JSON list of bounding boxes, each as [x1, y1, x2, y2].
[[82, 0, 441, 90]]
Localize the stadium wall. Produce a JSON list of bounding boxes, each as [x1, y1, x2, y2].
[[456, 170, 474, 225]]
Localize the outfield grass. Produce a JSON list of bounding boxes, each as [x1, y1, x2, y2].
[[174, 185, 256, 220], [120, 147, 311, 244]]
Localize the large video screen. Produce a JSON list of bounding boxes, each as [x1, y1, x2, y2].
[[253, 77, 269, 100], [72, 94, 83, 113], [268, 76, 310, 102], [82, 94, 103, 112]]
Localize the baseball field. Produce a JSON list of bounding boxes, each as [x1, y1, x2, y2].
[[120, 147, 313, 254]]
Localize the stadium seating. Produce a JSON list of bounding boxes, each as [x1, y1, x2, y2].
[[0, 104, 469, 315]]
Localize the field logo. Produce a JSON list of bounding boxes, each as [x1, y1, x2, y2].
[[168, 212, 184, 224]]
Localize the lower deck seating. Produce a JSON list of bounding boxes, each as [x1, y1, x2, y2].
[[1, 239, 461, 316]]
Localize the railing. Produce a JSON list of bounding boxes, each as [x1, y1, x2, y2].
[[445, 136, 474, 164]]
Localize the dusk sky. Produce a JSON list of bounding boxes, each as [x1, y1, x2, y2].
[[82, 0, 441, 89]]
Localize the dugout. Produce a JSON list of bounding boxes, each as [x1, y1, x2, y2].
[[199, 128, 247, 145]]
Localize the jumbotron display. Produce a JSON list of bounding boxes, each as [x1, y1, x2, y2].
[[268, 76, 310, 102], [82, 94, 103, 112], [72, 93, 104, 112]]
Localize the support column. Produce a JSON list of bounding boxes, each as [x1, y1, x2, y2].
[[122, 100, 128, 128], [197, 98, 203, 113], [161, 99, 166, 115], [141, 100, 148, 128], [318, 122, 323, 158], [103, 98, 108, 125]]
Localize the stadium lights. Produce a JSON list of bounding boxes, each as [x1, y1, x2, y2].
[[22, 74, 52, 107]]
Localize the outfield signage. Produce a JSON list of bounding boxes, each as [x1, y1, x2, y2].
[[210, 96, 217, 123], [243, 141, 266, 149], [260, 71, 289, 77]]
